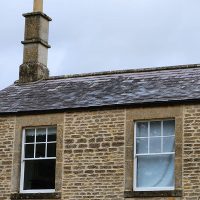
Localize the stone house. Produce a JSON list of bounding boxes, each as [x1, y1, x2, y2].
[[0, 1, 199, 200]]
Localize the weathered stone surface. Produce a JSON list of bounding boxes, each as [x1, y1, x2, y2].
[[0, 117, 15, 200], [11, 113, 64, 194], [125, 106, 183, 199], [63, 110, 125, 200], [19, 12, 51, 83], [183, 105, 200, 200], [10, 192, 61, 199], [1, 105, 200, 199], [124, 190, 183, 198], [19, 62, 49, 83], [2, 64, 200, 114], [23, 12, 51, 44]]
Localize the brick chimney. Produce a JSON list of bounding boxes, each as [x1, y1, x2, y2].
[[19, 0, 51, 83]]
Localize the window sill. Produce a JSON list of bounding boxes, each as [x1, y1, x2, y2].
[[10, 192, 61, 199], [124, 190, 183, 198]]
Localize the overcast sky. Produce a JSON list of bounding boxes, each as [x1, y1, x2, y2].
[[0, 0, 200, 89]]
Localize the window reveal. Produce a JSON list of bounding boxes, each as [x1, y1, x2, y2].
[[20, 127, 57, 193], [134, 120, 175, 191]]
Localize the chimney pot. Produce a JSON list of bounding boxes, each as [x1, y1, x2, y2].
[[33, 0, 43, 12]]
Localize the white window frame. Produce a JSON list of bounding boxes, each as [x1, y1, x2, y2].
[[134, 119, 175, 191], [20, 127, 56, 194]]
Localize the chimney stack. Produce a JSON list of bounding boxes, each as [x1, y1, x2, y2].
[[19, 0, 51, 83]]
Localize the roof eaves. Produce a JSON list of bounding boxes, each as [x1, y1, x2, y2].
[[1, 98, 200, 116]]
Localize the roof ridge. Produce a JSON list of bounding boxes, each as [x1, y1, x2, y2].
[[47, 64, 200, 80]]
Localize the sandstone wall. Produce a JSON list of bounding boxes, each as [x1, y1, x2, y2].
[[0, 117, 15, 200], [183, 105, 200, 200], [63, 110, 125, 200], [1, 105, 200, 200]]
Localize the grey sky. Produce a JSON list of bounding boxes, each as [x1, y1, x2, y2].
[[0, 0, 200, 89]]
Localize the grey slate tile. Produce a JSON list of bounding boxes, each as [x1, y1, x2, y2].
[[0, 65, 200, 113]]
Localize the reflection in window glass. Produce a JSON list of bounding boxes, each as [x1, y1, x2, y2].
[[137, 155, 174, 188], [24, 159, 56, 190], [136, 122, 148, 137], [22, 127, 57, 192], [47, 143, 56, 157], [163, 120, 175, 136], [25, 129, 35, 143], [36, 128, 46, 142], [48, 127, 56, 134], [149, 137, 161, 153], [163, 137, 175, 152], [150, 121, 161, 136], [135, 120, 175, 190], [136, 138, 148, 154], [25, 144, 34, 158], [36, 144, 46, 158], [48, 128, 56, 142]]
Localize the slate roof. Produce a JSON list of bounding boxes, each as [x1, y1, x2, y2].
[[0, 64, 200, 114]]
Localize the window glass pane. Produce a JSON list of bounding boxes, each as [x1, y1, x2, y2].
[[149, 137, 161, 153], [137, 155, 174, 188], [150, 121, 161, 136], [25, 144, 34, 158], [48, 127, 56, 142], [136, 122, 148, 137], [25, 129, 35, 143], [163, 120, 175, 136], [36, 144, 46, 158], [47, 143, 56, 157], [48, 127, 56, 134], [24, 159, 56, 190], [163, 136, 175, 152], [136, 138, 148, 154], [36, 128, 46, 142]]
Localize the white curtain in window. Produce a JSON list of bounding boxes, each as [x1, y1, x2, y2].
[[137, 154, 174, 188]]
